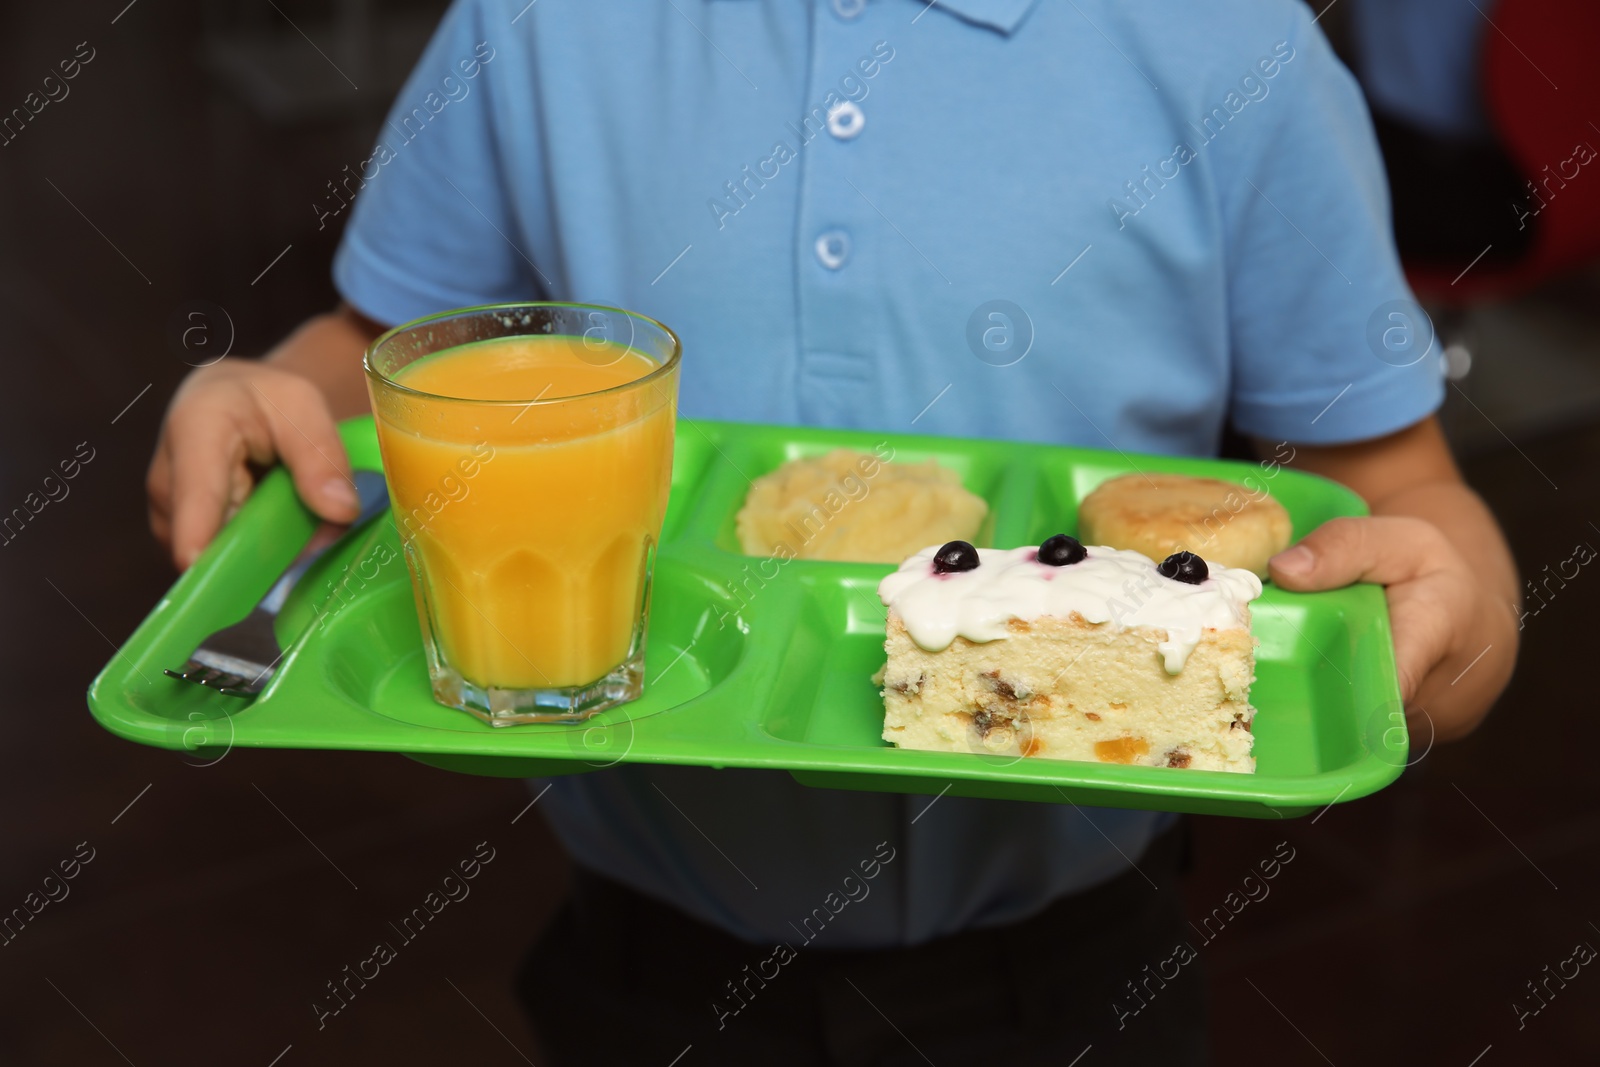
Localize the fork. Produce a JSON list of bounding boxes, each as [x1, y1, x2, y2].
[[164, 469, 391, 697]]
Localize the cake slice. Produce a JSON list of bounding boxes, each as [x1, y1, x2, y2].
[[876, 537, 1263, 773]]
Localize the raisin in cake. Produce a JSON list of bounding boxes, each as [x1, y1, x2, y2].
[[876, 537, 1263, 773]]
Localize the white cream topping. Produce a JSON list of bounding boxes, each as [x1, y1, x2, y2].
[[878, 544, 1263, 674]]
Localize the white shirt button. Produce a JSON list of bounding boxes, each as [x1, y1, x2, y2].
[[815, 230, 851, 269], [832, 0, 867, 18], [827, 100, 865, 140]]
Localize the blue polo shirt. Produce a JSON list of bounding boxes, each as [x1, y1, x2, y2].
[[334, 0, 1442, 947]]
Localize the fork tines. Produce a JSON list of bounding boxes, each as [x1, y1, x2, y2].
[[163, 662, 260, 696]]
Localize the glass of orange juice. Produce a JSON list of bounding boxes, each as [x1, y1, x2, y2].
[[364, 303, 680, 725]]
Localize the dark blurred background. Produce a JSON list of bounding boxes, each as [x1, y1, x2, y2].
[[2, 1, 1597, 1063]]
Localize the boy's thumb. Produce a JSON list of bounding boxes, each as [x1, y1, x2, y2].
[[1268, 515, 1445, 592], [252, 380, 360, 522], [311, 474, 361, 518]]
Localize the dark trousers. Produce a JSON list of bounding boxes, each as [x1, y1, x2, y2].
[[515, 821, 1205, 1066]]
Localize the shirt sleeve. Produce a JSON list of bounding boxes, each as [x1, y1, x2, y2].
[[1218, 7, 1444, 446], [332, 0, 543, 327]]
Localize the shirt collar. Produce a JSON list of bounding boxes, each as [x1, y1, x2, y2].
[[912, 0, 1041, 34], [710, 0, 1042, 36]]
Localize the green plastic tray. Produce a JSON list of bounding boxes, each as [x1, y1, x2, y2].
[[88, 417, 1406, 819]]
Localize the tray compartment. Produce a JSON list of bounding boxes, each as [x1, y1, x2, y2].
[[660, 419, 715, 544], [1250, 597, 1353, 776], [96, 469, 321, 742], [1031, 446, 1368, 548], [701, 423, 1018, 556], [666, 428, 766, 546], [760, 566, 1398, 784], [285, 551, 752, 736], [760, 567, 889, 746]]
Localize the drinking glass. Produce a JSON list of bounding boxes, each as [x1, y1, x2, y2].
[[365, 303, 680, 725]]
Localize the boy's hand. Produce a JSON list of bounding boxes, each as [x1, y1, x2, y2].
[[147, 359, 358, 570], [1267, 515, 1511, 739], [1258, 418, 1519, 743]]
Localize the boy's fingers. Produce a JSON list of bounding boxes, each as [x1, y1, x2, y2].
[[218, 461, 255, 532], [1271, 516, 1468, 705], [1387, 590, 1458, 705], [251, 378, 359, 522], [168, 412, 249, 570], [1267, 516, 1449, 592]]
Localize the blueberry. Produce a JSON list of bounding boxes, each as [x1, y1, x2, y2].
[[1038, 534, 1087, 567], [1158, 551, 1208, 584], [932, 540, 980, 574]]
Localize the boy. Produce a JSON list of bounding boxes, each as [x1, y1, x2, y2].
[[148, 1, 1517, 1061]]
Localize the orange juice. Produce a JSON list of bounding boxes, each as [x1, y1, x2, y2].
[[372, 334, 676, 690]]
